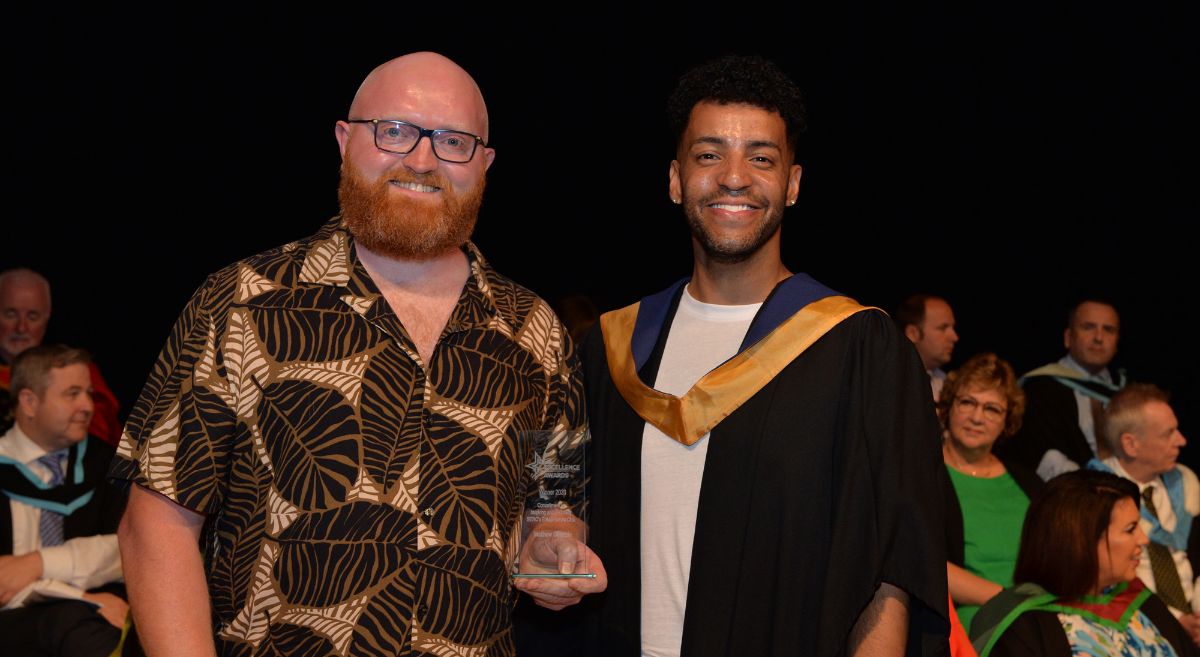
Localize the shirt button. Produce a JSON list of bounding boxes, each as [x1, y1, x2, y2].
[[423, 508, 434, 520], [417, 603, 429, 616]]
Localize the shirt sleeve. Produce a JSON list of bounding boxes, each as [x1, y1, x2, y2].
[[108, 271, 239, 515], [39, 533, 122, 591], [544, 310, 588, 435], [546, 314, 589, 513]]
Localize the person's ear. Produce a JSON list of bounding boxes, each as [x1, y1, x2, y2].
[[17, 388, 39, 420], [335, 121, 352, 159], [1121, 432, 1140, 458]]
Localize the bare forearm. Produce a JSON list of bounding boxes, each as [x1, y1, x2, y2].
[[947, 561, 1002, 606], [848, 582, 909, 657], [119, 485, 216, 657]]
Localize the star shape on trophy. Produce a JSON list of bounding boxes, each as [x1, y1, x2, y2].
[[525, 450, 556, 480]]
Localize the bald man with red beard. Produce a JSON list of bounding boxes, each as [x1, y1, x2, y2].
[[112, 52, 603, 657]]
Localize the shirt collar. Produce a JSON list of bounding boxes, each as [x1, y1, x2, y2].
[[330, 218, 498, 333], [1, 423, 57, 464], [1060, 354, 1112, 383], [1104, 456, 1159, 491]]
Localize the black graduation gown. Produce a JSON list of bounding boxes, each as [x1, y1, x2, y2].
[[0, 435, 127, 559], [1, 435, 127, 600], [583, 296, 949, 657]]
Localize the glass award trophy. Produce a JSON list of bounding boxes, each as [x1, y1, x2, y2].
[[512, 428, 595, 579]]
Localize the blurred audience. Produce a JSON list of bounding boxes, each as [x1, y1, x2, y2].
[[0, 269, 122, 446], [998, 299, 1124, 480], [971, 469, 1197, 657], [1089, 383, 1200, 643], [0, 345, 128, 656], [553, 293, 599, 346], [896, 294, 959, 400], [942, 353, 1040, 632]]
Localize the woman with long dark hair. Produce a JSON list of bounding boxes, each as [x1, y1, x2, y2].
[[972, 469, 1197, 656]]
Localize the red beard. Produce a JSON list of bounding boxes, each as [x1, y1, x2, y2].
[[338, 161, 484, 260]]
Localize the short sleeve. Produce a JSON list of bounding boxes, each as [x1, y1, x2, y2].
[[108, 272, 238, 515], [540, 315, 589, 516]]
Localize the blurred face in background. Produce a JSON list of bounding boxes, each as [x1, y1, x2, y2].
[[18, 363, 93, 453], [1065, 302, 1119, 374], [947, 385, 1008, 454], [1126, 401, 1187, 478], [909, 298, 957, 371], [0, 275, 51, 363]]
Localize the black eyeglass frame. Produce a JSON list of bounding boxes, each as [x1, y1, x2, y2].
[[346, 118, 487, 163]]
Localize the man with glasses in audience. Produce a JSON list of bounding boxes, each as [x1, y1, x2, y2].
[[112, 52, 602, 657]]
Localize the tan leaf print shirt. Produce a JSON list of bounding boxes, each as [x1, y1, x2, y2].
[[110, 217, 586, 657]]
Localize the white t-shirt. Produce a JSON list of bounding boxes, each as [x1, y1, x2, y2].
[[640, 286, 759, 657]]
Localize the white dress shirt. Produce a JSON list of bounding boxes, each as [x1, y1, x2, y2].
[[0, 424, 122, 606], [1103, 456, 1197, 616], [1035, 355, 1115, 480]]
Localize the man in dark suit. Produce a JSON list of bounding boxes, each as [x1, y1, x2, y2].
[[0, 344, 128, 656]]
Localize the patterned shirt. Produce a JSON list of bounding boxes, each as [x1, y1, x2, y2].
[[110, 217, 586, 656], [1059, 609, 1178, 657]]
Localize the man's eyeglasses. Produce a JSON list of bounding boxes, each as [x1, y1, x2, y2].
[[953, 395, 1008, 422], [347, 119, 486, 163]]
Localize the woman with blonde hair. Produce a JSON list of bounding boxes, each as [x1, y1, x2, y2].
[[942, 353, 1041, 631]]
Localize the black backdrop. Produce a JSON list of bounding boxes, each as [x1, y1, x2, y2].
[[6, 5, 1198, 464]]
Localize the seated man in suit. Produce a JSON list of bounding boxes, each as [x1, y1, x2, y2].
[[1089, 383, 1200, 645], [0, 344, 128, 656], [999, 298, 1124, 479]]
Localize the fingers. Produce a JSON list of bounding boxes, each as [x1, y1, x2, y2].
[[555, 540, 580, 575], [530, 535, 581, 574], [565, 544, 607, 594], [513, 577, 584, 611], [514, 542, 607, 611]]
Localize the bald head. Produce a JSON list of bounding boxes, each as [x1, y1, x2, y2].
[[0, 268, 52, 363], [335, 53, 496, 261], [348, 52, 489, 142]]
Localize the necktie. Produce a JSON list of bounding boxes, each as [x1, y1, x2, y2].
[[35, 451, 66, 547], [1142, 486, 1191, 612]]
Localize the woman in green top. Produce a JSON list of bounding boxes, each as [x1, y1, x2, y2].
[[942, 353, 1041, 631]]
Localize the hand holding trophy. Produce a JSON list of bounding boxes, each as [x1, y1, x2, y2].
[[511, 429, 607, 609]]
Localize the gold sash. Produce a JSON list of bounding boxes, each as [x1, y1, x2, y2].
[[601, 295, 870, 445]]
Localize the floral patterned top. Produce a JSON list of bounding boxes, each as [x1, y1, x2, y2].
[[1059, 608, 1178, 657]]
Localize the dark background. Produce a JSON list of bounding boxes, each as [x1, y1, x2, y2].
[[6, 5, 1198, 462]]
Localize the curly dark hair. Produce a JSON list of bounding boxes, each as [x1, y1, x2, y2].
[[667, 54, 807, 156]]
